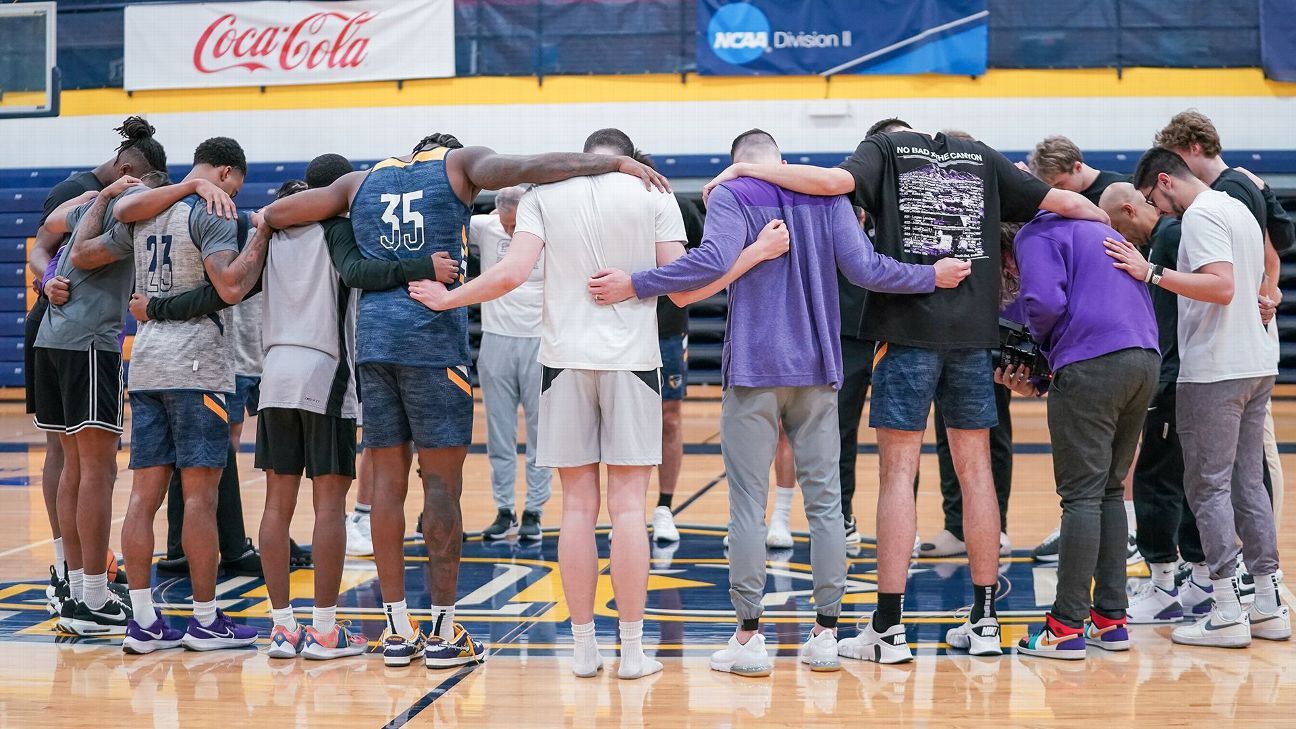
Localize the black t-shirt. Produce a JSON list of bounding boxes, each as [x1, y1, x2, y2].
[[41, 171, 103, 227], [1080, 170, 1130, 205], [837, 131, 1051, 348], [1211, 168, 1266, 233], [656, 194, 705, 339], [1146, 215, 1183, 386]]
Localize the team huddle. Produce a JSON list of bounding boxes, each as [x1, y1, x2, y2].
[[26, 109, 1289, 677]]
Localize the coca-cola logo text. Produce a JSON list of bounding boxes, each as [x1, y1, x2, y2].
[[193, 11, 373, 74]]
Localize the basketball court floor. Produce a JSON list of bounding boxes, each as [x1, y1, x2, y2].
[[0, 391, 1293, 727]]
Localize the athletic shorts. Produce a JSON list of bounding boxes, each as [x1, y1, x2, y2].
[[358, 363, 473, 449], [24, 297, 48, 414], [869, 344, 997, 432], [536, 367, 662, 468], [659, 334, 688, 402], [32, 346, 124, 435], [129, 390, 232, 470], [228, 375, 261, 425], [255, 407, 357, 478]]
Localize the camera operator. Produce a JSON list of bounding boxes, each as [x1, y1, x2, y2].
[[1002, 212, 1159, 660]]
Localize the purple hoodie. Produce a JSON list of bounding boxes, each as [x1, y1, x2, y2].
[[631, 179, 933, 389], [1014, 212, 1158, 372]]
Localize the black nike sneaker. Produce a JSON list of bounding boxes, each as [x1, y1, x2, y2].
[[518, 511, 543, 542], [156, 554, 189, 576], [56, 598, 80, 634], [289, 540, 313, 568], [482, 509, 516, 541], [69, 593, 132, 636], [220, 539, 263, 577]]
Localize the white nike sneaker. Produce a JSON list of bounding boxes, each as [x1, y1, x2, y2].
[[1171, 604, 1251, 648], [1180, 578, 1216, 618], [945, 617, 1002, 656], [837, 620, 912, 664], [799, 630, 841, 672], [917, 529, 966, 558], [999, 532, 1012, 557], [1247, 603, 1291, 641], [710, 632, 772, 677], [345, 512, 373, 557], [651, 506, 680, 543], [1126, 533, 1144, 566], [1126, 582, 1185, 624], [765, 515, 793, 549]]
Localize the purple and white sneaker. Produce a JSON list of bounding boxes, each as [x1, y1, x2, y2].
[[1180, 578, 1215, 617], [122, 617, 185, 655], [1126, 582, 1184, 624], [181, 610, 259, 651]]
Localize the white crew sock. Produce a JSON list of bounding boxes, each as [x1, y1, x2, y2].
[[384, 600, 415, 639], [68, 569, 84, 602], [354, 502, 371, 515], [52, 538, 64, 573], [193, 599, 218, 627], [271, 606, 297, 632], [1124, 500, 1137, 535], [773, 487, 794, 521], [83, 572, 109, 611], [1191, 563, 1210, 586], [429, 605, 456, 641], [1149, 562, 1176, 591], [617, 619, 662, 679], [313, 605, 337, 635], [130, 588, 158, 626], [1253, 572, 1281, 613], [571, 621, 602, 676], [1211, 577, 1242, 621]]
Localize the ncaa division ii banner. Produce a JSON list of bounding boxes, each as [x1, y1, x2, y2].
[[125, 0, 454, 91], [698, 0, 987, 76]]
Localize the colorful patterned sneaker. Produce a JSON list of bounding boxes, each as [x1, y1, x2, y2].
[[1126, 582, 1184, 624], [181, 610, 259, 651], [425, 623, 488, 669], [1180, 578, 1216, 617], [945, 616, 1002, 656], [303, 624, 369, 660], [267, 624, 306, 659], [1085, 610, 1131, 651], [1017, 614, 1087, 660], [381, 621, 426, 667], [837, 618, 913, 664], [122, 616, 186, 655]]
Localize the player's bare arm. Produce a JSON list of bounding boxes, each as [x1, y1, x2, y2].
[[39, 190, 100, 236], [204, 220, 271, 304], [113, 177, 236, 223], [410, 232, 545, 311], [703, 164, 854, 203], [449, 146, 670, 205], [68, 177, 143, 270], [261, 171, 366, 229]]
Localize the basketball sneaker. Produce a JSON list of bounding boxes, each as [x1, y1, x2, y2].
[[267, 624, 305, 659], [518, 510, 543, 542], [765, 514, 793, 549], [844, 516, 860, 547], [381, 621, 426, 667], [945, 616, 1002, 656], [122, 617, 185, 655], [837, 619, 912, 664], [1180, 577, 1215, 617], [414, 513, 424, 540], [1126, 582, 1184, 624], [1126, 534, 1143, 566], [1084, 610, 1131, 651], [425, 624, 487, 668], [69, 593, 132, 636], [482, 509, 516, 541], [799, 630, 842, 672], [219, 539, 263, 577], [999, 532, 1012, 557], [651, 506, 680, 543], [181, 611, 259, 651], [709, 632, 773, 677], [1246, 603, 1291, 641], [55, 598, 80, 634], [46, 566, 68, 616], [1236, 553, 1256, 604], [303, 624, 369, 660], [1171, 604, 1251, 648], [918, 529, 966, 558], [1017, 614, 1086, 660], [1032, 527, 1061, 563], [345, 511, 373, 556]]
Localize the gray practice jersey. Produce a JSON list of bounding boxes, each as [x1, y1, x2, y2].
[[127, 194, 240, 393], [232, 294, 264, 377], [34, 195, 134, 352]]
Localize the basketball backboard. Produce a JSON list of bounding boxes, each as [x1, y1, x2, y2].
[[0, 2, 58, 119]]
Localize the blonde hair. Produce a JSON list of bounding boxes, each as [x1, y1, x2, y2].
[[1028, 136, 1083, 178], [1155, 110, 1222, 158]]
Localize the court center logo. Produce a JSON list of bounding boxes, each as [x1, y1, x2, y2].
[[707, 3, 771, 65]]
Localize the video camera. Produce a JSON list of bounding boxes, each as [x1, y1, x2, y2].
[[992, 318, 1052, 381]]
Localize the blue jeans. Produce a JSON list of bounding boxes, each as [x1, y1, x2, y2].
[[869, 344, 996, 431]]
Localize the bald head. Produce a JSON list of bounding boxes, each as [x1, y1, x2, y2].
[[494, 185, 526, 235], [1100, 181, 1159, 245]]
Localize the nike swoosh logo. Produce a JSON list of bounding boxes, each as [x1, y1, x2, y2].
[[1250, 614, 1283, 625], [1203, 620, 1239, 632], [200, 628, 235, 638], [1038, 633, 1080, 646]]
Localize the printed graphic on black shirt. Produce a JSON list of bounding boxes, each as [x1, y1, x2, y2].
[[897, 160, 985, 259]]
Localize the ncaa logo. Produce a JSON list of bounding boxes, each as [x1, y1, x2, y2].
[[707, 3, 770, 65]]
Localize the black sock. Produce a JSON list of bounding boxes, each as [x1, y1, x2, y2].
[[816, 614, 838, 630], [741, 617, 759, 632], [872, 593, 904, 631], [970, 583, 997, 623], [657, 493, 674, 509]]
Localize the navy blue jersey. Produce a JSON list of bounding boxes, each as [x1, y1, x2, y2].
[[350, 147, 471, 367]]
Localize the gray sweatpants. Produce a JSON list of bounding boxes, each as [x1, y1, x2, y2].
[[479, 333, 551, 514], [1048, 348, 1158, 627], [1177, 375, 1280, 581], [722, 385, 847, 622]]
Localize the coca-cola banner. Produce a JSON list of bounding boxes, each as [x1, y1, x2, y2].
[[123, 0, 454, 91]]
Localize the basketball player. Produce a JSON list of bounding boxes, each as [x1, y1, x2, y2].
[[32, 118, 167, 615], [258, 132, 668, 668], [72, 137, 265, 652]]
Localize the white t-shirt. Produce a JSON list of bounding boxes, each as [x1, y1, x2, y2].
[[469, 214, 543, 337], [514, 173, 686, 371], [1176, 190, 1279, 384]]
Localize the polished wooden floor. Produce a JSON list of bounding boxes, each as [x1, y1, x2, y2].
[[0, 392, 1294, 728]]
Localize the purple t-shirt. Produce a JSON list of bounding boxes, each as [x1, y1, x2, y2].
[[632, 179, 934, 389], [41, 246, 62, 290], [1014, 212, 1158, 372]]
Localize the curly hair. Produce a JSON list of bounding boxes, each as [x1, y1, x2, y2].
[[412, 133, 464, 154], [193, 137, 247, 174], [1154, 110, 1222, 158]]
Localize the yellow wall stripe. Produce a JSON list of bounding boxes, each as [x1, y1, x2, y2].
[[48, 68, 1296, 117]]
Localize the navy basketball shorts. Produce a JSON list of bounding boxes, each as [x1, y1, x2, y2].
[[358, 363, 474, 449]]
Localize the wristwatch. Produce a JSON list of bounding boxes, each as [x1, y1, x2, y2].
[[1149, 264, 1165, 287]]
